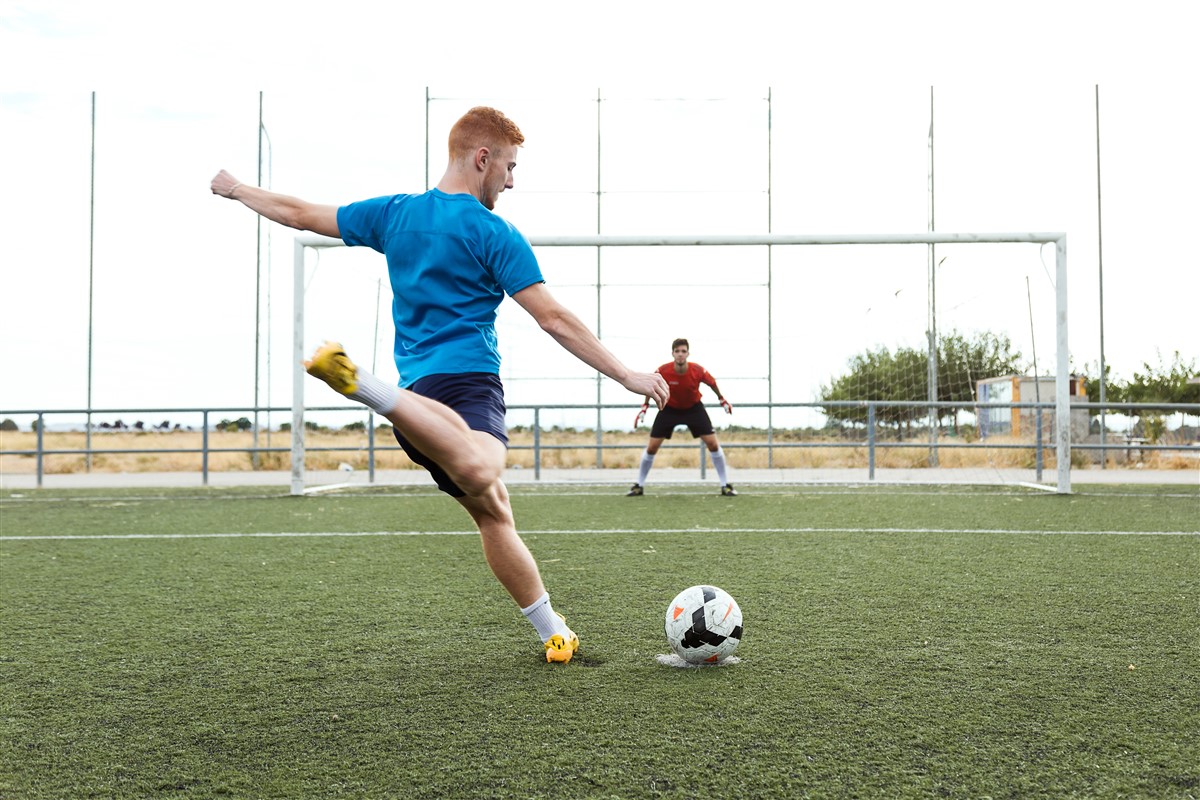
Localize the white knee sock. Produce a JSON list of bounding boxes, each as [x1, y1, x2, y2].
[[637, 450, 656, 486], [348, 368, 401, 417], [521, 592, 568, 642], [710, 447, 730, 485]]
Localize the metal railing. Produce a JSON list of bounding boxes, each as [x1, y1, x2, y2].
[[4, 401, 1196, 490]]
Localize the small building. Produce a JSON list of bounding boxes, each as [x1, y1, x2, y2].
[[977, 374, 1089, 441]]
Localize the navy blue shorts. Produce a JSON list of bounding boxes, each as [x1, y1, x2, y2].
[[392, 372, 507, 497], [650, 402, 715, 439]]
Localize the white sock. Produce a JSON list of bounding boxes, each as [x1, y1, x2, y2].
[[637, 450, 655, 486], [710, 447, 730, 485], [520, 592, 567, 642], [347, 368, 400, 417]]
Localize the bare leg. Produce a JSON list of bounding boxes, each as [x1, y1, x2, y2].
[[454, 472, 546, 608], [306, 348, 576, 655], [382, 392, 506, 498]]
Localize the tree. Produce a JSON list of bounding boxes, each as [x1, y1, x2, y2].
[[820, 330, 1024, 433], [1125, 351, 1199, 405], [1085, 351, 1197, 408], [1082, 362, 1127, 412], [1124, 351, 1198, 444], [820, 345, 933, 433], [0, 418, 17, 432], [1082, 352, 1198, 443], [937, 330, 1024, 431], [937, 330, 1024, 403]]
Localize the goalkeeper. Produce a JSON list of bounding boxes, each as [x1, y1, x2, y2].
[[628, 338, 736, 497]]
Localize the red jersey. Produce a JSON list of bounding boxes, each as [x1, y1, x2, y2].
[[657, 362, 718, 409]]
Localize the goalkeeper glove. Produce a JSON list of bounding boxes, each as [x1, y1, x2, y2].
[[719, 397, 732, 414], [634, 403, 648, 429]]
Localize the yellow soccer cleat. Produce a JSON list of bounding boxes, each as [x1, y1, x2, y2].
[[304, 342, 359, 395], [545, 631, 579, 664], [545, 614, 579, 663]]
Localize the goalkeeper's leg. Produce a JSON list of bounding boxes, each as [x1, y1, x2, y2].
[[702, 433, 732, 488]]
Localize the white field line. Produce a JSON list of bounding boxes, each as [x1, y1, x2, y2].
[[2, 526, 1196, 541], [8, 488, 1199, 504]]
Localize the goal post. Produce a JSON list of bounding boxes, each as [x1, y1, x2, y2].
[[291, 234, 346, 496], [291, 231, 1070, 494]]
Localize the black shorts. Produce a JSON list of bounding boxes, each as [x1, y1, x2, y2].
[[391, 372, 507, 498], [650, 402, 715, 439]]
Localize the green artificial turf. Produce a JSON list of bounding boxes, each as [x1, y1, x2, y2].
[[1, 483, 1196, 798]]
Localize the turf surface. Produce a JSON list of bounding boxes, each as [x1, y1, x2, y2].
[[1, 483, 1197, 798]]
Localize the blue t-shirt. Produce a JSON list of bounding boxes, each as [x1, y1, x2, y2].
[[337, 189, 544, 387]]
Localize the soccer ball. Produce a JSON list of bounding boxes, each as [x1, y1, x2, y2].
[[664, 585, 743, 664]]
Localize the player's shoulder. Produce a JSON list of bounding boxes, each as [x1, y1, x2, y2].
[[352, 192, 413, 207], [446, 196, 529, 243], [339, 193, 416, 222]]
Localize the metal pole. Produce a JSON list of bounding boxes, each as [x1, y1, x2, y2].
[[868, 403, 876, 481], [291, 239, 306, 496], [767, 87, 775, 469], [1035, 408, 1044, 482], [1027, 274, 1042, 483], [253, 91, 264, 470], [36, 412, 44, 488], [202, 410, 209, 486], [1095, 84, 1108, 468], [369, 278, 382, 485], [533, 408, 541, 481], [86, 92, 96, 472], [595, 88, 604, 468], [367, 412, 376, 483], [927, 86, 939, 467], [1055, 235, 1071, 494]]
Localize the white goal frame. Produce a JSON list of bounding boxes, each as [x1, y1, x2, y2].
[[291, 232, 1070, 495]]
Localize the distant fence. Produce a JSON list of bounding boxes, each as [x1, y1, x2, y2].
[[2, 401, 1196, 489]]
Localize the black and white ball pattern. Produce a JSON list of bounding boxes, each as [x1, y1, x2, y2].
[[664, 585, 743, 664]]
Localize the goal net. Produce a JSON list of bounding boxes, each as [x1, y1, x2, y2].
[[287, 231, 1072, 495]]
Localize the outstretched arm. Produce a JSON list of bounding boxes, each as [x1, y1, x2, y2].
[[210, 170, 341, 239], [513, 282, 669, 408], [703, 371, 733, 414]]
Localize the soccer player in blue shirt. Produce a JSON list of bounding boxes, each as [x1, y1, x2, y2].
[[212, 107, 668, 663]]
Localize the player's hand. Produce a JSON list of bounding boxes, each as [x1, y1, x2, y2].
[[634, 403, 648, 430], [719, 397, 733, 415], [624, 372, 669, 409], [210, 169, 244, 199]]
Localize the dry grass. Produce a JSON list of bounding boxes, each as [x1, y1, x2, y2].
[[2, 428, 1194, 475]]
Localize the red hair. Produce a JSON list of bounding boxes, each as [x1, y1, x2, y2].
[[448, 107, 525, 161]]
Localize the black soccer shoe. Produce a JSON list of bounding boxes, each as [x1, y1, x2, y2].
[[626, 484, 644, 496], [720, 484, 738, 496]]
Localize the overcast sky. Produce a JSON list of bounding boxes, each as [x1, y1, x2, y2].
[[1, 1, 1196, 430]]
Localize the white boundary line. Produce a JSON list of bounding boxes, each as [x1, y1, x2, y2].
[[8, 486, 1197, 504], [2, 526, 1196, 541]]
